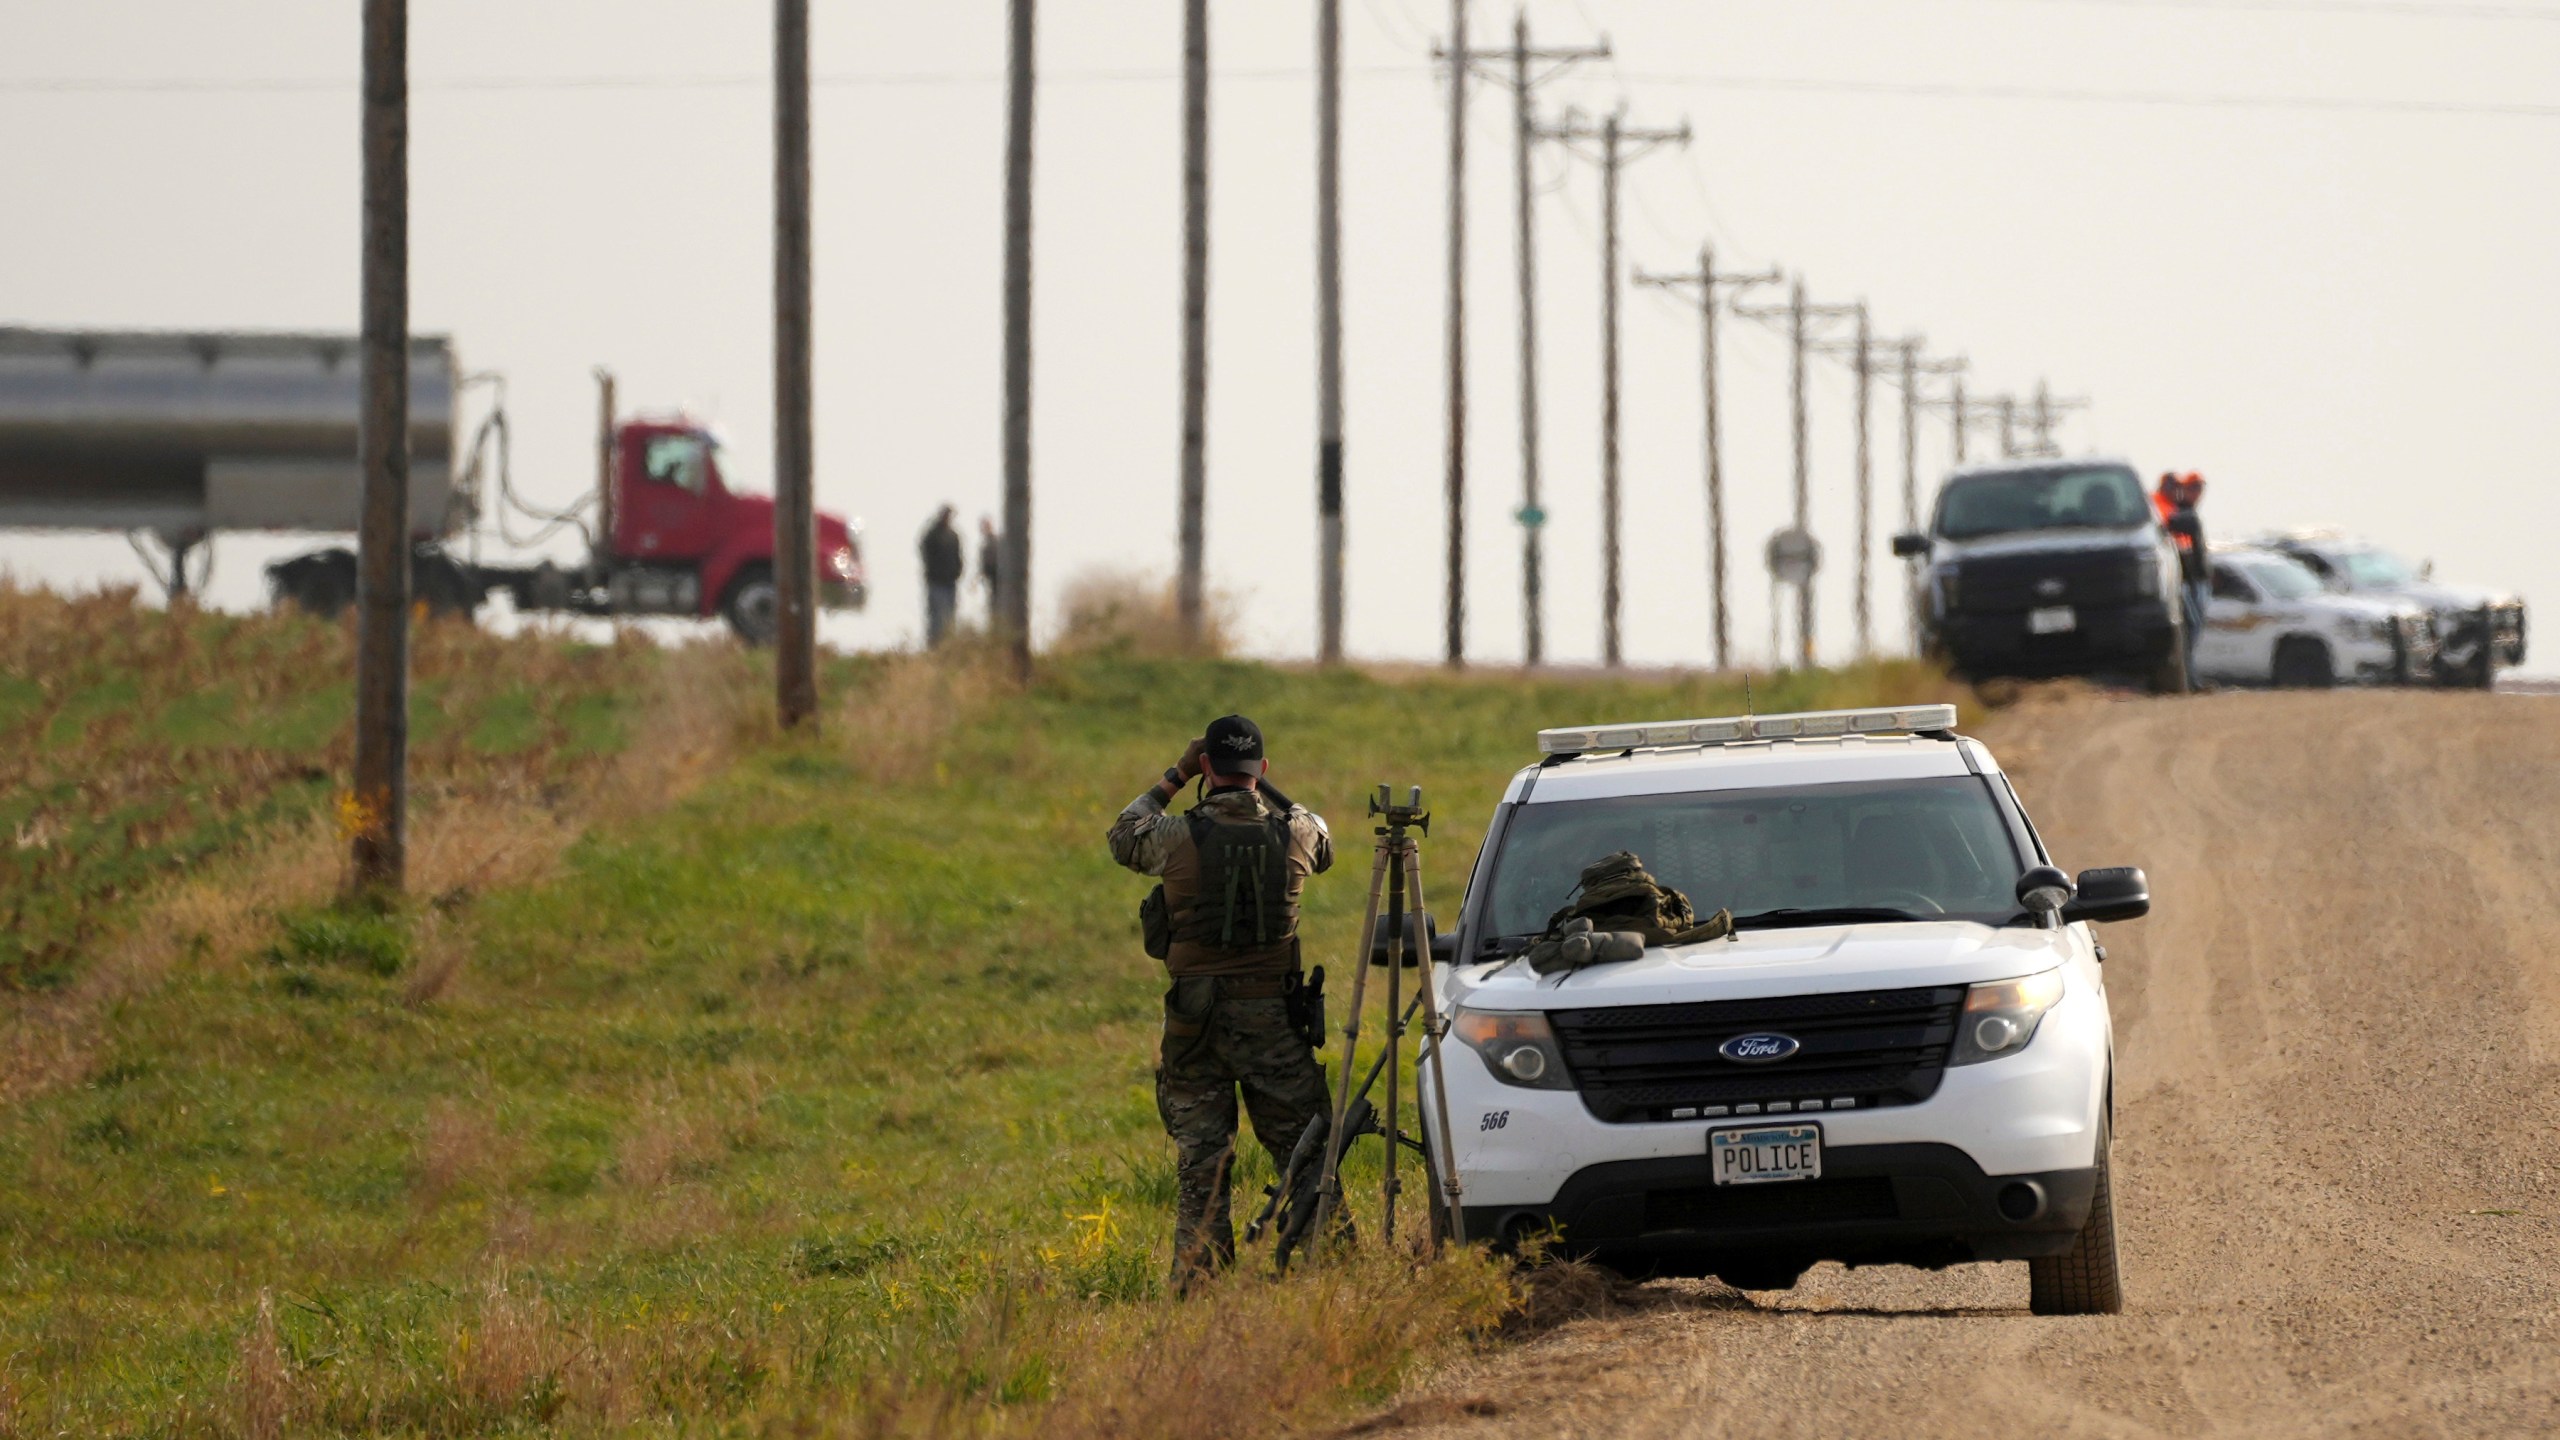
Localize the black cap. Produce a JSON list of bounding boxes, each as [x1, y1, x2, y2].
[[1203, 714, 1265, 774]]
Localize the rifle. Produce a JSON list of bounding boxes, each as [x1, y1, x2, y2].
[[1244, 990, 1424, 1269]]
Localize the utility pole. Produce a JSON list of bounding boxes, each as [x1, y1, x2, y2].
[[2023, 379, 2089, 458], [1895, 346, 1963, 651], [1850, 309, 1873, 658], [1635, 245, 1778, 671], [1000, 0, 1036, 680], [1176, 0, 1209, 648], [1446, 13, 1608, 667], [1787, 284, 1812, 666], [774, 0, 818, 729], [1937, 380, 2009, 468], [1316, 0, 1344, 664], [1540, 106, 1689, 667], [1998, 395, 2018, 459], [352, 0, 408, 893], [1441, 0, 1468, 668], [1735, 279, 1857, 670], [594, 367, 617, 546]]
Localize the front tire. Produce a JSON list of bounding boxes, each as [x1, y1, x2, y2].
[[2272, 636, 2335, 689], [2029, 1131, 2124, 1315], [722, 566, 780, 646], [2147, 624, 2192, 696]]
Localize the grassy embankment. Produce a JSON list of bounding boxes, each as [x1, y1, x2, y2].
[[0, 587, 1967, 1436]]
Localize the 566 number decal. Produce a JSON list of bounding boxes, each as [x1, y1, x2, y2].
[[1479, 1110, 1510, 1132]]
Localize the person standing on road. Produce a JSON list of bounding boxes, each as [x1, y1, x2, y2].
[[1107, 714, 1335, 1292], [2157, 473, 2209, 670], [919, 506, 964, 648], [976, 515, 1003, 625]]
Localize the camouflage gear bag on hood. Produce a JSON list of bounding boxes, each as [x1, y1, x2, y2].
[[1523, 851, 1732, 974]]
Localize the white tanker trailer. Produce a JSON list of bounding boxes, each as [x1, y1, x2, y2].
[[0, 327, 865, 640]]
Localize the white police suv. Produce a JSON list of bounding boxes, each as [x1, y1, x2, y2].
[[1425, 704, 2144, 1314], [2196, 545, 2435, 688]]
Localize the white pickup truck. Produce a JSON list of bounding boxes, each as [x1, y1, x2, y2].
[[1426, 705, 2147, 1314]]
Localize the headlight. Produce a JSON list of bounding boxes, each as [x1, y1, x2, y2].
[[2133, 560, 2163, 599], [1930, 565, 1962, 612], [1453, 1008, 1573, 1090], [826, 545, 860, 581], [1948, 968, 2065, 1066]]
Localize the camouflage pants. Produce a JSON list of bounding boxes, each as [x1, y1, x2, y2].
[[1154, 981, 1330, 1290]]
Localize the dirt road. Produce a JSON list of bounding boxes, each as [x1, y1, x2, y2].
[[1387, 690, 2560, 1439]]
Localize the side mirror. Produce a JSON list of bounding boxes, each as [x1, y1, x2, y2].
[[2421, 559, 2436, 581], [2063, 866, 2149, 924], [2015, 865, 2074, 919], [1370, 911, 1434, 968], [1891, 532, 1930, 559], [1430, 930, 1460, 965]]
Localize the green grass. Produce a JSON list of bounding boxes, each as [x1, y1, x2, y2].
[[0, 639, 1965, 1436], [0, 586, 662, 992]]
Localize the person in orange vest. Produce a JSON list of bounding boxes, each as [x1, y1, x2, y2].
[[2155, 473, 2208, 672]]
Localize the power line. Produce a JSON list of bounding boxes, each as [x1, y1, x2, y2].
[[1616, 71, 2560, 121], [14, 69, 2560, 122], [1938, 0, 2560, 21], [0, 66, 1419, 96]]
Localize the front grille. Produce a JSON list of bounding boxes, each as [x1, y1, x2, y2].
[[1645, 1176, 1899, 1231], [1955, 551, 2146, 612], [1549, 985, 1963, 1123]]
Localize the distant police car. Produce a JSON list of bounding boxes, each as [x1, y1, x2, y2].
[[1426, 705, 2144, 1314], [2197, 545, 2436, 688], [2258, 530, 2525, 687]]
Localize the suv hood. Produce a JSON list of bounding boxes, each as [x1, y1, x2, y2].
[[2301, 591, 2418, 623], [1452, 920, 2072, 1010], [2347, 576, 2509, 611], [1933, 526, 2154, 563]]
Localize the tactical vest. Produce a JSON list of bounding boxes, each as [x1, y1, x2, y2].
[[1172, 809, 1299, 952]]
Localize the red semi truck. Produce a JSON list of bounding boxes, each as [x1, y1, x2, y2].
[[0, 328, 866, 643]]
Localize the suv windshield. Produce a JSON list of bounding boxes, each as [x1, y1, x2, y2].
[[2235, 554, 2323, 601], [2340, 549, 2417, 588], [1935, 466, 2150, 541], [1481, 777, 2025, 940]]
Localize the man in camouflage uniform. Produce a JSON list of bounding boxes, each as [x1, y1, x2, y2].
[[1108, 714, 1333, 1290]]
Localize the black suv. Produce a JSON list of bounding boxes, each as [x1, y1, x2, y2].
[[1895, 460, 2189, 694]]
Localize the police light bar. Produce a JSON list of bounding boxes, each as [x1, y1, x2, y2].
[[1536, 703, 1959, 758]]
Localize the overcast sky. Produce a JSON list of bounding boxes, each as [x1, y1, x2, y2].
[[4, 0, 2555, 671]]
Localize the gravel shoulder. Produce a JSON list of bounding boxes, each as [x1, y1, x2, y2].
[[1372, 689, 2560, 1440]]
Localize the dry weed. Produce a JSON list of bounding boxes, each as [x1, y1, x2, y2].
[[1053, 567, 1237, 658], [1033, 1250, 1513, 1440], [1499, 1256, 1634, 1336], [412, 1099, 512, 1207], [226, 1290, 296, 1440], [840, 650, 1010, 785], [613, 1099, 721, 1192], [452, 1270, 567, 1418], [401, 911, 470, 1008]]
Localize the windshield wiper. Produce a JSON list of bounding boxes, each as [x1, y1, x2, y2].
[[1729, 906, 1923, 931], [1476, 934, 1538, 959]]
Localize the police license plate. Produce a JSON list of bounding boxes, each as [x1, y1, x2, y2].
[[1710, 1124, 1822, 1186], [2027, 605, 2077, 635]]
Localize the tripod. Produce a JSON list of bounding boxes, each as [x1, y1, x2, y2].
[[1308, 785, 1468, 1252]]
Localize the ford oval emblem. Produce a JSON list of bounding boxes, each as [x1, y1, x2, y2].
[[1719, 1032, 1801, 1064]]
